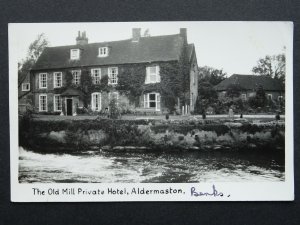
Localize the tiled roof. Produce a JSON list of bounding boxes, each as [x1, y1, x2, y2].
[[214, 74, 284, 91], [32, 34, 185, 70]]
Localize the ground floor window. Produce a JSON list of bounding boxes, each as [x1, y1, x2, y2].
[[267, 94, 273, 100], [91, 92, 101, 111], [39, 94, 47, 112], [144, 92, 160, 111], [53, 95, 62, 111]]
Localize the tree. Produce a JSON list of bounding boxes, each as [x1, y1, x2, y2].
[[226, 84, 243, 99], [194, 81, 218, 114], [18, 33, 49, 99], [252, 53, 286, 86], [198, 66, 226, 85], [248, 85, 267, 108]]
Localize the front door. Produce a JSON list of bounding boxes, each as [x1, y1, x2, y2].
[[66, 98, 73, 116]]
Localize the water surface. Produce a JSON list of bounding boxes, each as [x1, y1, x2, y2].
[[19, 147, 284, 183]]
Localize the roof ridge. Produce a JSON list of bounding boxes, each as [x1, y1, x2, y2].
[[44, 34, 181, 49]]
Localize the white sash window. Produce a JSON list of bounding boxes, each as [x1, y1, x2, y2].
[[53, 95, 62, 112], [143, 92, 161, 111], [145, 66, 160, 84], [108, 67, 118, 85], [39, 73, 47, 89], [91, 92, 101, 111], [72, 70, 81, 85], [53, 72, 62, 88], [91, 69, 101, 84], [39, 94, 47, 112]]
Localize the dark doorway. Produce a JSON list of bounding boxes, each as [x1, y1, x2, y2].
[[66, 98, 73, 116]]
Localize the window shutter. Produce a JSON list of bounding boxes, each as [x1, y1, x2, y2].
[[156, 93, 161, 111], [157, 66, 161, 82], [145, 67, 149, 84], [144, 94, 146, 108]]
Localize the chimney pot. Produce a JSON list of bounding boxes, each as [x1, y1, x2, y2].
[[132, 28, 141, 42], [76, 31, 88, 45]]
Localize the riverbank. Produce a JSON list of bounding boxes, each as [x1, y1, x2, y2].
[[19, 115, 285, 153]]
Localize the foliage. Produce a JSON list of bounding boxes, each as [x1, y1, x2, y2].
[[117, 65, 146, 105], [198, 66, 227, 85], [194, 82, 218, 114], [109, 97, 120, 119], [226, 84, 243, 98], [248, 85, 267, 108], [252, 53, 286, 86], [18, 33, 49, 99], [116, 61, 188, 112]]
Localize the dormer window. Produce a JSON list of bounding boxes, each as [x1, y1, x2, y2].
[[98, 47, 108, 57], [70, 49, 80, 60]]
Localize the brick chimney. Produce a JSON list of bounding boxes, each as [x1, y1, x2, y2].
[[132, 28, 141, 42], [180, 28, 187, 45], [76, 31, 88, 45]]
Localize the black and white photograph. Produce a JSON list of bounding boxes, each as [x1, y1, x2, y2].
[[9, 22, 294, 201]]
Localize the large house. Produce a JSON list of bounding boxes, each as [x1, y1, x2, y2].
[[30, 28, 198, 115], [214, 74, 285, 101]]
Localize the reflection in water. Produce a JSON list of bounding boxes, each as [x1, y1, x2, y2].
[[18, 147, 284, 183]]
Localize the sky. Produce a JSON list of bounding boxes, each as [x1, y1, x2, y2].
[[9, 22, 291, 76]]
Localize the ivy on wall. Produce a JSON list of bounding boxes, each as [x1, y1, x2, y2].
[[57, 43, 191, 112]]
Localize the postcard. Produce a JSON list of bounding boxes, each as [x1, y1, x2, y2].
[[9, 21, 294, 201]]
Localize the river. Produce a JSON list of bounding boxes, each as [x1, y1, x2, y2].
[[19, 147, 284, 183]]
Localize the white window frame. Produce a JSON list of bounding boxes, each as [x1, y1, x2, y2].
[[39, 73, 47, 89], [108, 67, 118, 85], [91, 92, 102, 111], [72, 70, 81, 85], [145, 66, 160, 84], [91, 68, 101, 84], [98, 47, 108, 57], [144, 92, 161, 111], [267, 94, 273, 100], [39, 94, 47, 112], [70, 49, 80, 60], [53, 94, 62, 112], [241, 93, 247, 101], [21, 83, 30, 91], [278, 96, 283, 101], [53, 72, 62, 88]]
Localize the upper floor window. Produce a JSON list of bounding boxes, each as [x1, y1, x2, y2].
[[108, 67, 118, 85], [98, 47, 108, 57], [72, 70, 81, 85], [145, 66, 160, 84], [91, 68, 101, 84], [39, 73, 47, 89], [70, 49, 80, 60], [53, 72, 62, 88], [22, 83, 30, 91]]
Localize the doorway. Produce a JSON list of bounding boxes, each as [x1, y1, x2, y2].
[[66, 98, 73, 116]]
